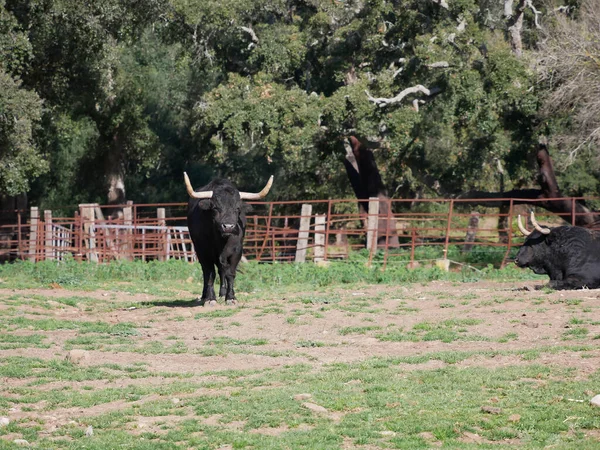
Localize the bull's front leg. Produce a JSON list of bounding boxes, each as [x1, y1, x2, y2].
[[547, 276, 586, 290], [218, 266, 228, 298], [224, 270, 236, 304], [200, 262, 217, 305]]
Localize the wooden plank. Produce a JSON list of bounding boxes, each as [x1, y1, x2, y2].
[[28, 206, 38, 262], [314, 214, 326, 262], [366, 197, 379, 252], [80, 204, 98, 263], [295, 204, 312, 263], [157, 208, 166, 261], [44, 210, 53, 261]]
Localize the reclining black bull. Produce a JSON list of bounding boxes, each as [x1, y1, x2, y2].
[[515, 212, 600, 290], [184, 173, 273, 305]]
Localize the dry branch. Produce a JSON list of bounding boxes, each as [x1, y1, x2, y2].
[[366, 85, 441, 107]]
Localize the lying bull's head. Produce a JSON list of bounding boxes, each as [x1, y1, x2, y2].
[[514, 212, 551, 274], [184, 173, 273, 237]]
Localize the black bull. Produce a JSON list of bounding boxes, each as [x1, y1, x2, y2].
[[515, 212, 600, 290], [184, 173, 273, 305]]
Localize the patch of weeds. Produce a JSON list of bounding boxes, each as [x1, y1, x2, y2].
[[108, 341, 189, 355], [562, 328, 589, 340], [207, 337, 268, 346], [0, 317, 139, 336], [255, 305, 285, 316], [286, 316, 297, 324], [439, 302, 455, 308], [0, 333, 49, 350], [298, 295, 339, 305], [195, 309, 238, 319], [338, 326, 382, 336], [569, 317, 586, 325], [378, 318, 484, 343], [64, 335, 135, 351], [295, 340, 325, 348], [497, 332, 519, 343], [392, 306, 419, 315]]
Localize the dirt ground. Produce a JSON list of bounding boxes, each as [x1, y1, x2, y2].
[[1, 279, 600, 438], [2, 280, 600, 373]]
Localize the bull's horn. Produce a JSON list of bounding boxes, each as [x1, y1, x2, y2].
[[517, 215, 531, 236], [239, 175, 274, 200], [530, 211, 551, 235], [183, 172, 213, 199]]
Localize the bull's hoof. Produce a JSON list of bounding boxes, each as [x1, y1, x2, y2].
[[207, 300, 218, 307], [225, 299, 237, 305]]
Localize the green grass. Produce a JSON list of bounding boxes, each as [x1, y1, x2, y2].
[[0, 254, 540, 291], [1, 260, 599, 449], [1, 356, 599, 449]]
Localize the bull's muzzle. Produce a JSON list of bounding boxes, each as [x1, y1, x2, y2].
[[221, 223, 237, 234]]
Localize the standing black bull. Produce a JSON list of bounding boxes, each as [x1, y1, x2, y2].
[[515, 212, 600, 290], [184, 173, 273, 305]]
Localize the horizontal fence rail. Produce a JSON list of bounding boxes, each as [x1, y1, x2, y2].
[[1, 196, 599, 269]]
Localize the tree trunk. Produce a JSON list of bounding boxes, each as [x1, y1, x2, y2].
[[458, 143, 600, 227], [105, 130, 127, 219], [344, 136, 399, 248], [506, 0, 526, 57]]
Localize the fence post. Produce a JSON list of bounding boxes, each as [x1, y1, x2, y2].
[[295, 204, 312, 263], [123, 201, 133, 260], [462, 212, 479, 253], [314, 214, 326, 263], [80, 204, 98, 263], [28, 206, 39, 262], [366, 197, 379, 252], [44, 210, 53, 261], [157, 207, 166, 261]]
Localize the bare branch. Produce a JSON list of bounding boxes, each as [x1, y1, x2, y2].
[[431, 0, 449, 9], [426, 61, 450, 68], [240, 26, 259, 49], [536, 0, 600, 162], [525, 0, 542, 29], [366, 85, 441, 108]]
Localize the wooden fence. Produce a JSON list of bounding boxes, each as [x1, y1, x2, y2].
[[1, 196, 598, 269]]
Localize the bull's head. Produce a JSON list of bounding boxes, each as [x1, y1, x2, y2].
[[514, 212, 551, 274], [184, 172, 273, 236]]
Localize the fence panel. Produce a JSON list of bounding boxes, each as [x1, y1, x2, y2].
[[2, 196, 599, 269]]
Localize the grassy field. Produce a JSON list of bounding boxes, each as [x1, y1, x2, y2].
[[0, 259, 599, 449]]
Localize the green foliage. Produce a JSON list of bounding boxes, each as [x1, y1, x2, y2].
[[1, 0, 594, 206], [0, 70, 47, 195]]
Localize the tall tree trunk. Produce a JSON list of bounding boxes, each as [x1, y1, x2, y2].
[[105, 130, 126, 219], [344, 136, 399, 248], [506, 0, 526, 57]]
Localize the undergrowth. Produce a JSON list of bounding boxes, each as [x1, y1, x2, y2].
[[0, 252, 541, 290]]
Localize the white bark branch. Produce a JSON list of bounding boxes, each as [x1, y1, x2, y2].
[[426, 61, 450, 68], [525, 0, 542, 29], [366, 85, 441, 108], [431, 0, 449, 9], [240, 26, 259, 49]]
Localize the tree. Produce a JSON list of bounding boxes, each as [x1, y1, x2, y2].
[[0, 0, 47, 197], [0, 70, 46, 196], [535, 0, 600, 199]]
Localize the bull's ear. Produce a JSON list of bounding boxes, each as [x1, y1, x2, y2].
[[198, 199, 212, 210], [242, 203, 253, 214]]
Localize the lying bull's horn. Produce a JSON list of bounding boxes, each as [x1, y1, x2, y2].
[[239, 175, 274, 200], [517, 215, 531, 236], [530, 211, 551, 235], [183, 172, 213, 199]]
